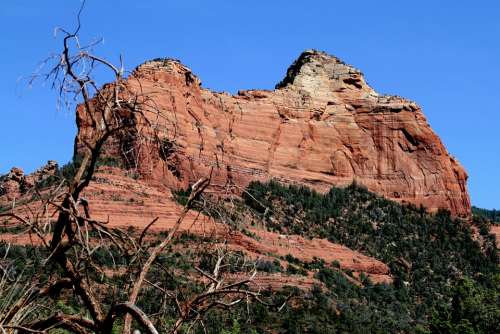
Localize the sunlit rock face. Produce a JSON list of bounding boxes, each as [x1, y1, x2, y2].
[[0, 161, 58, 205], [75, 50, 471, 217]]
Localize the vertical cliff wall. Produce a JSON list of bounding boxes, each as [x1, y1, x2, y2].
[[75, 50, 471, 217]]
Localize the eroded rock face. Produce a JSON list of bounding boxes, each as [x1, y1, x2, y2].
[[75, 50, 471, 217], [0, 161, 59, 205], [0, 167, 25, 202]]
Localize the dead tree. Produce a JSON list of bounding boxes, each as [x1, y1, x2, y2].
[[0, 2, 271, 333]]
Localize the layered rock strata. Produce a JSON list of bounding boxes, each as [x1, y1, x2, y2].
[[74, 50, 470, 216]]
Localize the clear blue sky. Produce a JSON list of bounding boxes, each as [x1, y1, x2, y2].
[[0, 1, 498, 209]]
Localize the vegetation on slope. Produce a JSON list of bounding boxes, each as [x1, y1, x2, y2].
[[240, 181, 499, 333], [1, 180, 498, 333], [36, 155, 125, 189], [472, 206, 500, 223]]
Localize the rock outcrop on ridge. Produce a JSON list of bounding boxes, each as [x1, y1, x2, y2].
[[0, 161, 58, 205], [74, 50, 470, 216]]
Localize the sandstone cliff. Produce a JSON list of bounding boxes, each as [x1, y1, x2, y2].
[[75, 50, 470, 217]]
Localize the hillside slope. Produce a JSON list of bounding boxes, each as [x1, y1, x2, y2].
[[1, 167, 497, 333]]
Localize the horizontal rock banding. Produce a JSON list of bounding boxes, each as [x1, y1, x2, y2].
[[75, 50, 470, 217]]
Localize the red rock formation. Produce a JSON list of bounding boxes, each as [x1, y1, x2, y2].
[[491, 225, 500, 248], [0, 161, 58, 206], [0, 167, 25, 204], [0, 166, 393, 283], [75, 50, 471, 217]]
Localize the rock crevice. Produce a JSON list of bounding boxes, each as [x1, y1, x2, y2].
[[74, 50, 471, 217]]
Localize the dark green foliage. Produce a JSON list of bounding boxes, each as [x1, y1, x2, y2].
[[255, 258, 283, 273], [36, 155, 124, 190], [172, 186, 191, 206], [285, 264, 307, 276], [430, 276, 500, 334], [92, 245, 130, 267], [159, 138, 175, 161], [149, 57, 180, 65], [0, 242, 61, 284], [283, 254, 301, 264], [279, 254, 308, 276], [242, 180, 499, 333], [0, 223, 26, 234], [472, 206, 500, 223], [2, 179, 498, 333]]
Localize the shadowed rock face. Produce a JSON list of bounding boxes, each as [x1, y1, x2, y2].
[[75, 50, 471, 217]]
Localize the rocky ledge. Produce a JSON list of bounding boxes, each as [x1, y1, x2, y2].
[[70, 50, 469, 217]]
